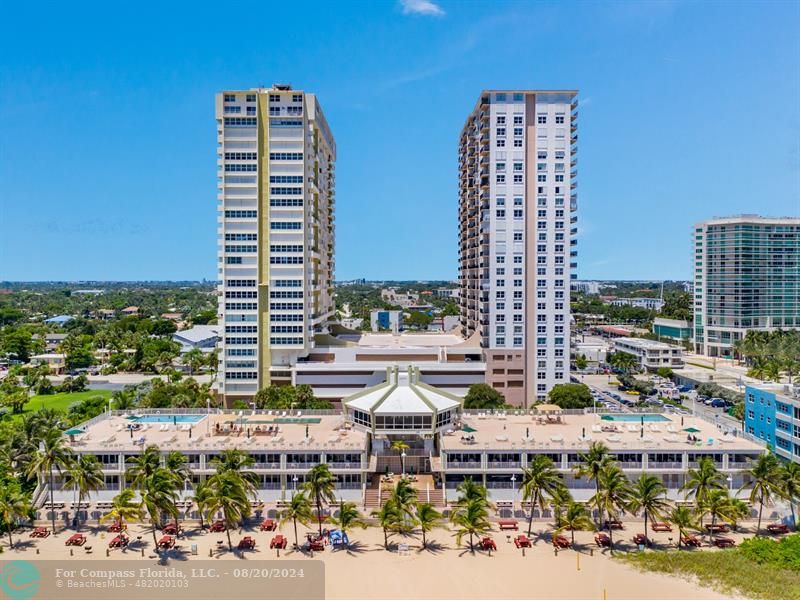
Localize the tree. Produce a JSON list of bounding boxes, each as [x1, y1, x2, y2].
[[126, 445, 162, 492], [0, 385, 28, 415], [463, 383, 506, 410], [573, 442, 612, 527], [547, 383, 593, 410], [742, 453, 783, 536], [188, 481, 213, 531], [557, 501, 594, 545], [182, 348, 206, 375], [280, 491, 314, 549], [0, 484, 30, 549], [669, 505, 698, 550], [206, 471, 252, 551], [609, 351, 638, 374], [331, 500, 366, 548], [660, 292, 692, 322], [389, 477, 418, 529], [210, 448, 259, 494], [591, 464, 633, 554], [519, 454, 565, 536], [454, 477, 490, 506], [780, 462, 800, 530], [656, 367, 674, 379], [728, 498, 751, 532], [680, 457, 724, 528], [699, 489, 734, 545], [391, 440, 410, 476], [405, 311, 433, 329], [100, 488, 143, 531], [628, 474, 670, 542], [416, 502, 443, 549], [441, 303, 459, 317], [450, 498, 492, 553], [574, 354, 588, 370], [62, 455, 104, 531], [27, 428, 74, 533], [1, 329, 34, 362], [140, 468, 180, 548], [303, 464, 337, 535], [372, 499, 402, 550]]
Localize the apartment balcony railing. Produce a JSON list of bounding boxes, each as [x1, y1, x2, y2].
[[253, 462, 281, 470], [446, 461, 482, 469], [286, 462, 318, 470], [648, 462, 683, 469], [618, 463, 644, 470], [487, 461, 520, 469]]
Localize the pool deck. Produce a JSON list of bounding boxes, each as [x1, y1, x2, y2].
[[441, 412, 763, 452], [68, 412, 367, 454]]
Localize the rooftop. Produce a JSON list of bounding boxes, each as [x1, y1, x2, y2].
[[345, 368, 461, 415], [615, 337, 682, 350], [441, 412, 764, 453], [67, 411, 367, 454]]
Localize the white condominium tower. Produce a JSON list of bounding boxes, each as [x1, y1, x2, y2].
[[692, 215, 799, 358], [458, 90, 578, 407], [215, 85, 336, 402]]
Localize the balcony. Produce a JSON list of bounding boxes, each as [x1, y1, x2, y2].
[[487, 461, 520, 469]]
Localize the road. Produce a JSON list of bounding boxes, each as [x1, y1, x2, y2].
[[576, 373, 632, 412]]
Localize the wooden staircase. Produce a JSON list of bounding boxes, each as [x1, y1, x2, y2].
[[363, 474, 446, 509]]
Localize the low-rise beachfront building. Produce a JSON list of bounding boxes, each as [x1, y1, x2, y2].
[[31, 353, 66, 374], [613, 337, 685, 371], [652, 317, 692, 342], [52, 369, 768, 515]]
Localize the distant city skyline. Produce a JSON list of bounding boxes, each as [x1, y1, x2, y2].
[[1, 1, 798, 282]]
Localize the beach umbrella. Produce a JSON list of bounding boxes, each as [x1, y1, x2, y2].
[[526, 427, 529, 438], [462, 425, 477, 433], [305, 425, 309, 439]]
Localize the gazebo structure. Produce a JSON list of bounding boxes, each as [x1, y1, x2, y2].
[[343, 366, 461, 455]]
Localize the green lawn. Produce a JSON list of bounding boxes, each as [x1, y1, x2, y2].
[[619, 544, 800, 600], [21, 390, 112, 416]]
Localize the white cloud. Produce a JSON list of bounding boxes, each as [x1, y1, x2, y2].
[[399, 0, 445, 17]]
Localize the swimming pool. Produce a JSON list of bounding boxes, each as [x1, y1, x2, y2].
[[601, 414, 670, 422], [132, 415, 206, 424]]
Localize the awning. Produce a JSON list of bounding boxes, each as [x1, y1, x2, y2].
[[535, 404, 563, 413]]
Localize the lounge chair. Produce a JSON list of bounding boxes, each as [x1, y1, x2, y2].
[[651, 522, 672, 532], [632, 533, 652, 547], [498, 520, 518, 531]]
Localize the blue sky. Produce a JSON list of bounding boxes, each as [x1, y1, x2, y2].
[[1, 0, 798, 282]]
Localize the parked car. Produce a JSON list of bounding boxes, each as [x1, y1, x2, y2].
[[710, 398, 727, 408]]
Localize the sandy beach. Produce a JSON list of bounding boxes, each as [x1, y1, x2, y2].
[[7, 518, 747, 600]]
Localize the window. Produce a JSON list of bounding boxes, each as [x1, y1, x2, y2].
[[513, 232, 523, 242], [497, 128, 506, 136], [496, 209, 506, 218], [537, 163, 546, 172], [497, 139, 505, 148], [514, 128, 523, 136], [496, 174, 506, 184], [513, 93, 523, 101], [496, 268, 505, 275], [555, 114, 565, 124], [537, 151, 547, 159], [224, 94, 236, 102], [224, 106, 241, 114], [555, 174, 564, 182], [497, 280, 505, 287], [513, 209, 523, 219], [246, 94, 256, 102], [497, 115, 506, 125], [514, 256, 522, 263], [497, 197, 506, 206], [537, 115, 547, 124], [292, 94, 303, 102], [513, 139, 523, 147], [513, 174, 523, 183], [555, 150, 565, 159], [537, 174, 546, 182], [496, 93, 506, 101], [496, 162, 506, 171], [514, 115, 523, 125]]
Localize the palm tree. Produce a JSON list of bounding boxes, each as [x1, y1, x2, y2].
[[742, 453, 783, 536], [100, 488, 143, 531], [330, 500, 366, 549], [140, 468, 180, 547], [519, 454, 565, 536], [416, 502, 444, 549], [700, 489, 734, 545], [211, 449, 259, 494], [591, 464, 633, 554], [182, 348, 206, 375], [164, 451, 192, 530], [187, 480, 213, 531], [303, 464, 337, 536], [557, 501, 594, 545], [550, 484, 573, 529], [573, 441, 612, 527], [371, 499, 402, 550], [62, 454, 104, 531], [390, 440, 410, 475], [27, 427, 74, 533], [779, 462, 800, 530], [280, 491, 314, 549], [126, 444, 161, 491], [628, 474, 670, 542], [390, 478, 418, 531], [747, 356, 771, 381], [455, 477, 490, 506], [206, 471, 252, 551], [0, 486, 30, 549], [680, 456, 724, 528], [450, 497, 492, 553], [728, 498, 751, 532], [669, 505, 698, 550]]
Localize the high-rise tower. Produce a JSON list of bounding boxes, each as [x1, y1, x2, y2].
[[458, 90, 578, 407], [216, 85, 336, 402]]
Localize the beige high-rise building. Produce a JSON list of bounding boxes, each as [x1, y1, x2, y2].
[[458, 90, 578, 407], [215, 85, 336, 402]]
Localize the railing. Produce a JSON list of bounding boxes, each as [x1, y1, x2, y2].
[[327, 462, 361, 469], [286, 462, 319, 469], [648, 461, 683, 469], [447, 461, 482, 469], [486, 462, 520, 469], [618, 462, 643, 469], [253, 462, 281, 469]]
